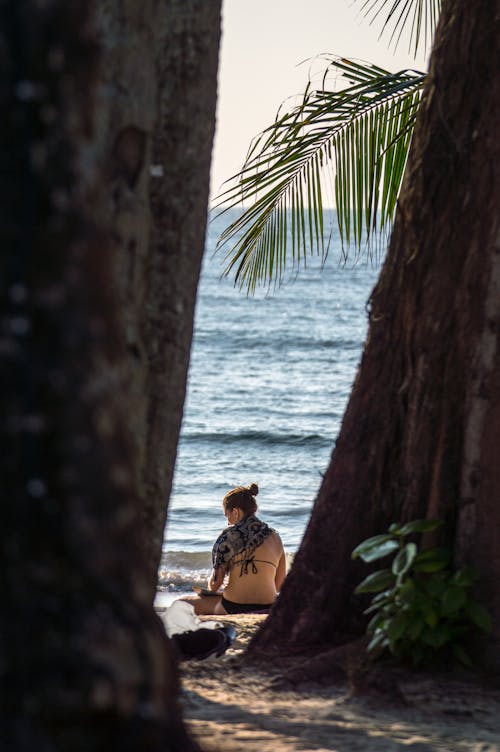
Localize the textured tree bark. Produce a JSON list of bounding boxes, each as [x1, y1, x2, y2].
[[95, 0, 221, 590], [0, 0, 219, 748], [251, 0, 500, 665]]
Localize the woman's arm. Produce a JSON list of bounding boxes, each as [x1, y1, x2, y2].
[[207, 565, 225, 591], [275, 551, 286, 591]]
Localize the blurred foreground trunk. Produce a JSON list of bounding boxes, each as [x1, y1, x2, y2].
[[0, 1, 219, 748], [251, 0, 500, 667]]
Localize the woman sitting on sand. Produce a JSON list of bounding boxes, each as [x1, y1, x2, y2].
[[187, 483, 286, 615]]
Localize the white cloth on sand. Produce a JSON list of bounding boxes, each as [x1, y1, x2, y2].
[[161, 599, 222, 637]]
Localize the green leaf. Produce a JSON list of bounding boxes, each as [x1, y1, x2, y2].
[[413, 548, 449, 563], [355, 569, 396, 594], [215, 59, 426, 291], [466, 601, 492, 633], [356, 0, 442, 59], [441, 586, 467, 616], [352, 534, 399, 562], [397, 519, 442, 536], [414, 560, 449, 573], [421, 624, 452, 648], [363, 590, 396, 614], [396, 577, 416, 604], [367, 611, 386, 634], [388, 522, 402, 534], [413, 548, 451, 572], [420, 572, 448, 598], [392, 542, 417, 576], [419, 601, 438, 627], [407, 618, 424, 641], [367, 630, 390, 654], [421, 626, 445, 647], [386, 614, 409, 642], [452, 567, 477, 588], [372, 587, 396, 603]]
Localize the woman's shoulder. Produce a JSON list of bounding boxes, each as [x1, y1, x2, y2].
[[266, 527, 284, 548]]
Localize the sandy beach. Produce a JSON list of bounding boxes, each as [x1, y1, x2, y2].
[[170, 613, 500, 752]]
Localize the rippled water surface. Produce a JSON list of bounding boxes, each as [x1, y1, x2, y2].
[[160, 210, 381, 593]]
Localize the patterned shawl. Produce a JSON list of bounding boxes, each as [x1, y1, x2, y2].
[[212, 514, 273, 570]]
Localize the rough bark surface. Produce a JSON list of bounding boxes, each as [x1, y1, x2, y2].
[[95, 0, 221, 590], [0, 1, 219, 748], [251, 0, 500, 664]]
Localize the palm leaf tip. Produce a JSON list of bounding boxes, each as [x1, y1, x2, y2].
[[355, 0, 441, 58], [215, 56, 426, 292]]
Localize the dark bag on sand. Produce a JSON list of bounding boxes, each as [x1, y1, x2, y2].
[[171, 625, 237, 661]]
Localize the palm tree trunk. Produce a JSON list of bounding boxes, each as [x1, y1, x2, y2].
[[0, 0, 219, 747], [250, 0, 500, 667]]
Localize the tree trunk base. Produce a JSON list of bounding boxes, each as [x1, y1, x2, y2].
[[244, 636, 500, 714], [244, 637, 371, 690]]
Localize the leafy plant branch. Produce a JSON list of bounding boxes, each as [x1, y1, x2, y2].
[[215, 0, 443, 292], [352, 519, 492, 666], [216, 58, 426, 292]]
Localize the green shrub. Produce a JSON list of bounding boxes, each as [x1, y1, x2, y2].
[[352, 519, 492, 666]]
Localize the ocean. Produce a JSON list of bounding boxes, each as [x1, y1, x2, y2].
[[156, 209, 381, 606]]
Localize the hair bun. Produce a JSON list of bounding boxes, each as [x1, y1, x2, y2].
[[247, 483, 259, 496]]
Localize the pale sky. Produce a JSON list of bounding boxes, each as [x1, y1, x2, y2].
[[210, 0, 429, 201]]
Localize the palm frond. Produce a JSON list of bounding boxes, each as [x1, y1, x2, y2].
[[356, 0, 442, 58], [215, 58, 426, 291]]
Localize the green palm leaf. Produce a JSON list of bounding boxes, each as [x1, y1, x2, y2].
[[215, 58, 426, 291], [356, 0, 442, 58]]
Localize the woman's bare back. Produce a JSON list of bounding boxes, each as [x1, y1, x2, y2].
[[223, 531, 285, 605]]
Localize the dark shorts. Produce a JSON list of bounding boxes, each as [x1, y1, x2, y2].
[[221, 596, 272, 615]]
